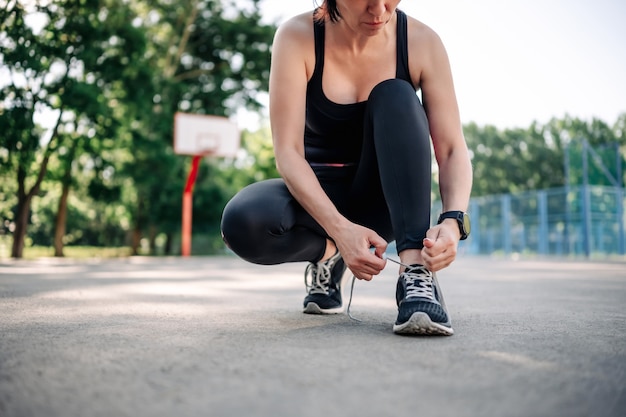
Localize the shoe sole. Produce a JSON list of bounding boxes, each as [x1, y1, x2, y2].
[[303, 302, 343, 315], [393, 312, 454, 336]]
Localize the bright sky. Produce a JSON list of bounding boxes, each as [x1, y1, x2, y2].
[[239, 0, 626, 130]]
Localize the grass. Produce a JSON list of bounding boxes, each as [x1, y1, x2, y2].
[[0, 236, 135, 260], [24, 246, 133, 259]]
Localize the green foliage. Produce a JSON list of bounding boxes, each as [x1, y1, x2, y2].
[[465, 114, 626, 197], [117, 0, 275, 254], [1, 0, 277, 257], [235, 126, 279, 182], [1, 0, 151, 256]]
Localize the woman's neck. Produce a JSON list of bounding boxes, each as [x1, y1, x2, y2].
[[327, 12, 396, 55]]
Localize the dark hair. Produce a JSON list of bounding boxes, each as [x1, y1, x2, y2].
[[314, 0, 341, 23]]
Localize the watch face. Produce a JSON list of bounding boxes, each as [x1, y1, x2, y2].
[[462, 213, 471, 235]]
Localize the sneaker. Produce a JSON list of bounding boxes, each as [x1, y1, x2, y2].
[[303, 250, 347, 314], [393, 264, 454, 335]]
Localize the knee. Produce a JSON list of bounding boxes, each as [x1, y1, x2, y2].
[[367, 79, 429, 140], [221, 193, 246, 251], [220, 180, 286, 264], [369, 79, 419, 106], [369, 79, 427, 124], [221, 190, 261, 258]]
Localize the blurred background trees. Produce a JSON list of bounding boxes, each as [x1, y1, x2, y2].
[[1, 0, 276, 257], [462, 115, 626, 197], [1, 0, 624, 258]]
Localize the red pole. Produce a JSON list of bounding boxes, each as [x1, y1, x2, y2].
[[182, 155, 201, 257]]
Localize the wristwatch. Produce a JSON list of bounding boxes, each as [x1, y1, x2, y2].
[[437, 211, 471, 240]]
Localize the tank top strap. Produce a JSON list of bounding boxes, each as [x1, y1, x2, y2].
[[312, 16, 325, 79], [395, 9, 414, 86]]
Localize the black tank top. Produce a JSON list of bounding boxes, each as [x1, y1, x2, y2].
[[304, 9, 415, 165]]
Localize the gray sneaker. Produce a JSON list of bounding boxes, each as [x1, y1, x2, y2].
[[303, 251, 347, 314], [393, 264, 454, 335]]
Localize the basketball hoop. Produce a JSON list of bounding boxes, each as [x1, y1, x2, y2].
[[174, 112, 240, 157], [173, 112, 241, 257]]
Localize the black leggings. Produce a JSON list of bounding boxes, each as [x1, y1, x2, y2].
[[221, 79, 431, 265]]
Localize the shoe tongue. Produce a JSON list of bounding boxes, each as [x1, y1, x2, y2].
[[407, 264, 426, 272]]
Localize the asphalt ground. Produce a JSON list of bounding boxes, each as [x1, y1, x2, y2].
[[0, 255, 625, 417]]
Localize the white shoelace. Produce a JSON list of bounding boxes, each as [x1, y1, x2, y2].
[[304, 252, 341, 295], [304, 261, 332, 294], [401, 266, 434, 300], [346, 256, 433, 322]]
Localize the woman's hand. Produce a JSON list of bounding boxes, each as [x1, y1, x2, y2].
[[421, 220, 461, 271], [332, 222, 388, 281]]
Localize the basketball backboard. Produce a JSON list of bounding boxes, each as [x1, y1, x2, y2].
[[174, 112, 240, 157]]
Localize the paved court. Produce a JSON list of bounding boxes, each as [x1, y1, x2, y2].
[[0, 255, 625, 417]]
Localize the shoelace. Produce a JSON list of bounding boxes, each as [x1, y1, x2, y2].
[[304, 257, 335, 295], [401, 266, 434, 300], [346, 256, 433, 322]]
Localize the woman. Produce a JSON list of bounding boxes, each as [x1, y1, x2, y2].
[[221, 0, 472, 335]]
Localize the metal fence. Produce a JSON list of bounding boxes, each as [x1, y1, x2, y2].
[[434, 185, 626, 257]]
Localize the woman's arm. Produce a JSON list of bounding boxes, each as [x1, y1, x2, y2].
[[409, 21, 473, 270], [269, 16, 387, 279]]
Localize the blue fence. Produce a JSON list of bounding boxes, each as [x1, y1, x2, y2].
[[434, 186, 626, 257]]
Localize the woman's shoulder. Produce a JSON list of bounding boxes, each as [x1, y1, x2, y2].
[[271, 12, 317, 79], [403, 13, 450, 88], [404, 14, 444, 49], [273, 12, 316, 45]]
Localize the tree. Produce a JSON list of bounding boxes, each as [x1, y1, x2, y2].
[[464, 113, 626, 197], [1, 0, 277, 257], [1, 0, 152, 257], [121, 0, 276, 255], [1, 1, 66, 258], [545, 115, 625, 188]]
